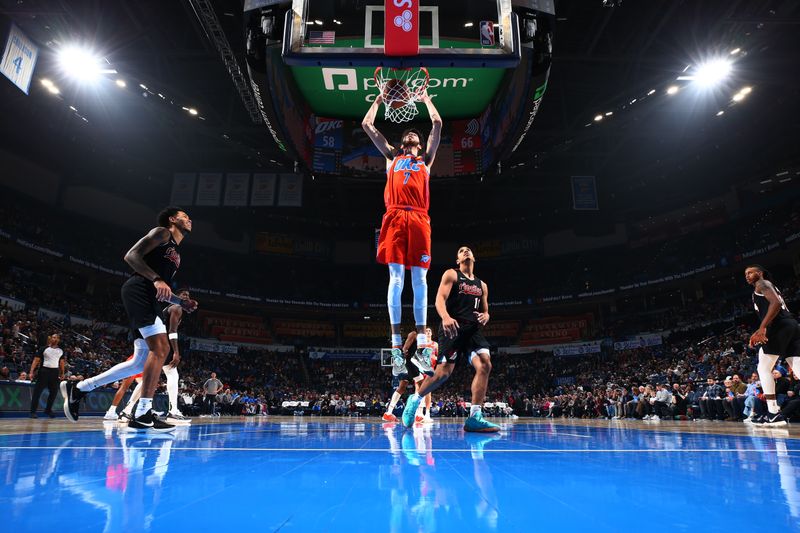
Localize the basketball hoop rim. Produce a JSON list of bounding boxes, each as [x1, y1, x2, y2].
[[374, 66, 430, 100]]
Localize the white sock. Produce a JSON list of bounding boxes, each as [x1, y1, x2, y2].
[[163, 365, 179, 414], [106, 405, 117, 414], [416, 403, 424, 416], [417, 333, 428, 347], [136, 398, 153, 418], [387, 391, 402, 413], [391, 334, 402, 347], [767, 399, 779, 414], [470, 405, 482, 417], [78, 339, 149, 392], [123, 381, 144, 415]]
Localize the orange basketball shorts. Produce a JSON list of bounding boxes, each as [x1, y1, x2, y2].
[[376, 208, 431, 270]]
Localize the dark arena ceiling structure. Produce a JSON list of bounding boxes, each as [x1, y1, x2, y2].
[[0, 0, 798, 231]]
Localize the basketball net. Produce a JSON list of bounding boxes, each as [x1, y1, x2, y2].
[[374, 67, 429, 123]]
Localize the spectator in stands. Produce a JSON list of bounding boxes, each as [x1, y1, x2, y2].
[[0, 366, 10, 380], [651, 384, 673, 420], [723, 374, 747, 421], [672, 383, 688, 417], [700, 377, 724, 420], [15, 371, 30, 383], [774, 368, 791, 407], [742, 372, 762, 422]]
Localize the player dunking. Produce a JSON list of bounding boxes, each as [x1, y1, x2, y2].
[[61, 207, 197, 432], [362, 89, 442, 379], [745, 264, 800, 426], [402, 246, 500, 432]]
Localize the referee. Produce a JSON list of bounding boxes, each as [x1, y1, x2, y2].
[[29, 334, 65, 418]]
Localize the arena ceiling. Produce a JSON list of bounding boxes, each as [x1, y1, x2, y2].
[[0, 0, 798, 227]]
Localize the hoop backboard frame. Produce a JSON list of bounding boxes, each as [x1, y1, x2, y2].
[[282, 0, 521, 68], [380, 348, 394, 367]]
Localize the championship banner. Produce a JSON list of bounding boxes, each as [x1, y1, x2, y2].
[[251, 173, 277, 206], [0, 24, 38, 94], [277, 173, 303, 207], [170, 173, 196, 205], [224, 173, 250, 206], [196, 172, 222, 206], [385, 0, 419, 56]]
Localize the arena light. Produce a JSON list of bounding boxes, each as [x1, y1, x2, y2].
[[188, 108, 198, 115], [716, 110, 724, 116], [464, 22, 474, 27], [666, 85, 679, 95], [46, 85, 60, 95], [115, 79, 126, 88], [58, 46, 116, 82], [730, 48, 741, 55], [647, 89, 656, 95], [594, 114, 603, 122], [689, 59, 732, 88], [40, 78, 54, 88], [605, 111, 613, 116]]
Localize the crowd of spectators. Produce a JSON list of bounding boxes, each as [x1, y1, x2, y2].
[[6, 287, 800, 424]]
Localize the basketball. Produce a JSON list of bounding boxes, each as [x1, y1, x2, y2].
[[383, 78, 410, 109]]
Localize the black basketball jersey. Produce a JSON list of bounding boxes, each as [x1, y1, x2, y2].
[[752, 283, 793, 325], [445, 269, 484, 323], [140, 234, 181, 281]]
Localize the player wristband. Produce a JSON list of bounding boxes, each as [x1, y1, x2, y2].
[[168, 333, 178, 340]]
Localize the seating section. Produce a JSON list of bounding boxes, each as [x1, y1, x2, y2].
[[201, 311, 272, 344], [273, 319, 335, 339]]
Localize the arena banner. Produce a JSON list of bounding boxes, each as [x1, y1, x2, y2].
[[520, 314, 593, 346], [0, 382, 167, 415], [552, 341, 603, 357], [254, 232, 331, 259], [196, 172, 223, 206], [277, 173, 303, 207], [224, 173, 250, 206], [189, 337, 239, 354], [251, 173, 277, 206], [572, 176, 598, 210], [613, 333, 664, 351], [0, 294, 26, 311], [0, 24, 38, 94], [199, 310, 270, 344], [170, 173, 196, 205]]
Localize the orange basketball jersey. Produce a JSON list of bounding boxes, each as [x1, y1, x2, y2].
[[384, 154, 430, 212]]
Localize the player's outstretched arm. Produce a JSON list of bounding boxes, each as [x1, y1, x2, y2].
[[420, 91, 442, 168], [361, 95, 394, 160]]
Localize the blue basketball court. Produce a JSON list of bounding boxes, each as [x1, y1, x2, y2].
[[2, 418, 799, 532]]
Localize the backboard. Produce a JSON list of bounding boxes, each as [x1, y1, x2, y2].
[[282, 0, 520, 68]]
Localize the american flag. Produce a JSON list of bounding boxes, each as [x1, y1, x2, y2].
[[308, 31, 335, 44]]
